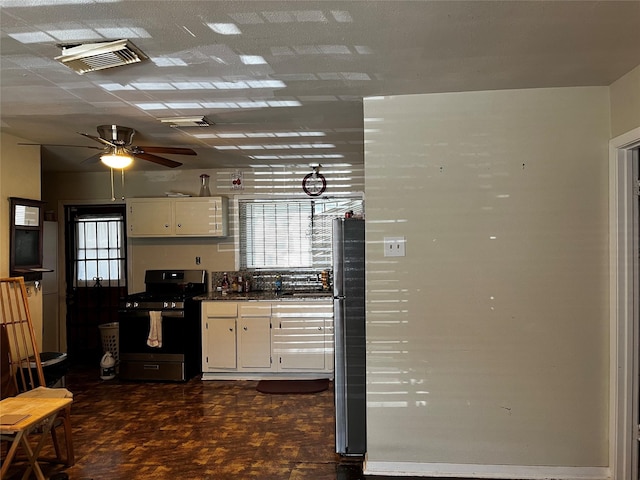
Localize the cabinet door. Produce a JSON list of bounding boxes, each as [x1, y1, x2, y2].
[[239, 317, 272, 369], [274, 318, 326, 370], [202, 302, 238, 371], [204, 318, 237, 370], [174, 199, 220, 236], [272, 301, 333, 372], [127, 200, 172, 236]]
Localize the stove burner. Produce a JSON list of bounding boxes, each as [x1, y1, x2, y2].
[[120, 270, 207, 312]]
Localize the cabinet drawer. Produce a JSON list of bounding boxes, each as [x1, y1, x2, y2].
[[203, 302, 237, 317], [239, 303, 272, 317], [272, 302, 333, 317]]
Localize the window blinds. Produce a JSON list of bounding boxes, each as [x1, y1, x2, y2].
[[239, 197, 363, 270]]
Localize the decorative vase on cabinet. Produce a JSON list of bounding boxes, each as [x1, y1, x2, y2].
[[199, 174, 211, 197]]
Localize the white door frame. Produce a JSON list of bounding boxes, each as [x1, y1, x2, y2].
[[610, 126, 640, 480]]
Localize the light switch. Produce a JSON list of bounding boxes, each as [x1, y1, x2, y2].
[[384, 236, 406, 257]]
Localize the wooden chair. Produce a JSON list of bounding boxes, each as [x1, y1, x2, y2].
[[0, 277, 74, 466]]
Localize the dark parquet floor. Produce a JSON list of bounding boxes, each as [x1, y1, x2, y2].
[[2, 366, 370, 480]]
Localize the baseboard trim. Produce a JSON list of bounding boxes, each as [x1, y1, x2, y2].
[[363, 461, 610, 480]]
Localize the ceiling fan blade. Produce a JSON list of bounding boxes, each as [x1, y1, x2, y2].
[[80, 152, 104, 164], [133, 152, 182, 168], [78, 132, 116, 148], [134, 146, 197, 156], [18, 142, 103, 150]]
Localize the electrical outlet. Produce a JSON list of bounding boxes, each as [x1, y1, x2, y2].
[[384, 236, 406, 257]]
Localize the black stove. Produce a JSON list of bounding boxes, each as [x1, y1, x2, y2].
[[118, 269, 207, 381]]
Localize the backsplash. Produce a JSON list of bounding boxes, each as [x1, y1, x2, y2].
[[211, 270, 331, 293]]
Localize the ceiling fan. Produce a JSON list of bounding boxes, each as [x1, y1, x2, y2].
[[21, 124, 197, 169]]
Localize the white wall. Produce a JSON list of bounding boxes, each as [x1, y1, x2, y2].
[[610, 64, 640, 138], [364, 87, 610, 476]]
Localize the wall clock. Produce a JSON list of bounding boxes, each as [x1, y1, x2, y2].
[[302, 167, 326, 196]]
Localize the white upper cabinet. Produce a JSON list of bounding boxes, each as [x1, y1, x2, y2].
[[126, 197, 228, 237]]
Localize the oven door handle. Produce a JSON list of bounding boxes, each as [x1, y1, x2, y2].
[[118, 310, 185, 318]]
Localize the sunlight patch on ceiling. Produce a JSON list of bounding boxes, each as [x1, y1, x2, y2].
[[94, 27, 151, 39], [240, 55, 267, 65], [164, 102, 203, 109], [99, 79, 285, 91], [97, 83, 135, 91], [229, 10, 347, 24], [263, 10, 327, 23], [2, 0, 118, 5], [270, 45, 356, 56], [206, 23, 241, 35], [130, 82, 174, 90], [215, 143, 335, 151], [248, 164, 352, 170], [49, 28, 105, 41], [8, 26, 150, 44], [250, 154, 344, 160], [354, 46, 372, 54], [330, 11, 353, 23], [192, 131, 325, 139], [151, 57, 189, 67], [133, 100, 301, 111], [8, 31, 55, 44], [201, 100, 301, 108]]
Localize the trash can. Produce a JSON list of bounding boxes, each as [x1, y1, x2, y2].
[[98, 322, 119, 366], [20, 352, 69, 389]]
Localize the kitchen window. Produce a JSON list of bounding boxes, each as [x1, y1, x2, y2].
[[239, 197, 363, 270]]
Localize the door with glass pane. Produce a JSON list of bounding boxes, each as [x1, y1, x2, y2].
[[64, 205, 127, 364]]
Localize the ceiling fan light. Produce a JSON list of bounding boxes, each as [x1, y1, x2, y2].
[[101, 153, 133, 169]]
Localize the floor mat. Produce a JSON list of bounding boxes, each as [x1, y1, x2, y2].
[[256, 378, 329, 394]]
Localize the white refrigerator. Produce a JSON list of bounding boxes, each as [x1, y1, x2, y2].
[[42, 220, 59, 352]]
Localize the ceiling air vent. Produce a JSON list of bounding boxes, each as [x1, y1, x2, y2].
[[55, 39, 147, 74], [159, 116, 213, 127]]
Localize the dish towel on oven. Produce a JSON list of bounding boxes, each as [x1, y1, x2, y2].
[[147, 311, 163, 348]]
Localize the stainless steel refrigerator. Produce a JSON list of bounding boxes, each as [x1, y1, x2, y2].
[[333, 217, 366, 456]]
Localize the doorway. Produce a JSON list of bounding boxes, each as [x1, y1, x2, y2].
[[635, 153, 640, 480], [610, 128, 640, 480], [64, 204, 127, 365]]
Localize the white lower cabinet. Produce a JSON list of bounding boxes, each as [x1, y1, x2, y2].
[[272, 302, 334, 372], [202, 302, 237, 371], [201, 300, 333, 379], [238, 304, 272, 370]]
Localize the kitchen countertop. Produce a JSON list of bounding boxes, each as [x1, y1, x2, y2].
[[195, 290, 333, 302]]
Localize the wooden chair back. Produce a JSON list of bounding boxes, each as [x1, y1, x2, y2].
[[0, 277, 46, 397], [0, 276, 75, 466]]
